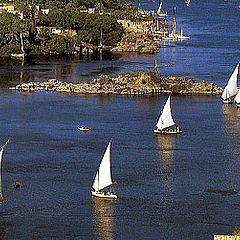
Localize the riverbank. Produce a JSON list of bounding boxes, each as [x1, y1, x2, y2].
[[111, 28, 161, 54], [9, 71, 223, 96]]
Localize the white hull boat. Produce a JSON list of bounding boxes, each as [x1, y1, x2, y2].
[[223, 98, 233, 104], [177, 25, 190, 40], [177, 35, 190, 40], [91, 191, 117, 199], [153, 127, 182, 134], [91, 140, 117, 200], [154, 96, 182, 135], [77, 126, 90, 131]]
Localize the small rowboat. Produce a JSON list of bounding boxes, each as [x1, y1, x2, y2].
[[77, 126, 90, 131]]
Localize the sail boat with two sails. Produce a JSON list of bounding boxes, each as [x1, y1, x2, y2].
[[154, 96, 182, 134], [91, 140, 117, 199], [221, 63, 239, 104], [0, 139, 10, 202]]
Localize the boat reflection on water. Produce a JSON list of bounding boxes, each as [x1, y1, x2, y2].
[[222, 103, 240, 135], [155, 134, 175, 164], [154, 135, 175, 198], [91, 198, 115, 240], [222, 104, 240, 184]]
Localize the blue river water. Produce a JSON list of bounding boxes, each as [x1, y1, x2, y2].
[[0, 0, 239, 239]]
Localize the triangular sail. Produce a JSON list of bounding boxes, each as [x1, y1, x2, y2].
[[156, 96, 175, 130], [0, 139, 9, 201], [92, 141, 113, 192], [221, 63, 239, 100], [0, 148, 3, 197], [157, 1, 163, 15]]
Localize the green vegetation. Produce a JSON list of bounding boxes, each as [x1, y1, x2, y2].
[[0, 12, 31, 55], [0, 0, 139, 57], [94, 70, 163, 85]]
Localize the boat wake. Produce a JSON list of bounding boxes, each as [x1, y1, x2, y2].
[[204, 188, 239, 196]]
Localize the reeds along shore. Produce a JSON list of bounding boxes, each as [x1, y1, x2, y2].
[[9, 71, 223, 96]]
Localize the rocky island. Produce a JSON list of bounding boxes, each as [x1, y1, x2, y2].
[[10, 71, 223, 96]]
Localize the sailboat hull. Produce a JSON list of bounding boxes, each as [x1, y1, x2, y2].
[[77, 126, 90, 131], [91, 191, 117, 199], [222, 99, 233, 104], [153, 128, 182, 134]]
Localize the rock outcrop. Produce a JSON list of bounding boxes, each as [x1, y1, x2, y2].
[[111, 30, 160, 53], [9, 71, 223, 96]]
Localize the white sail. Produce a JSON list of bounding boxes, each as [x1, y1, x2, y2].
[[92, 141, 113, 192], [156, 96, 175, 130], [157, 1, 163, 15], [234, 89, 240, 104], [221, 63, 239, 100], [0, 148, 3, 195], [185, 0, 191, 7], [0, 139, 9, 198]]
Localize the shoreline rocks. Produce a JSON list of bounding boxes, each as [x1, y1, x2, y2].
[[9, 71, 223, 96], [111, 29, 161, 54]]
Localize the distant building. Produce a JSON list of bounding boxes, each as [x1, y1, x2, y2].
[[79, 9, 88, 14], [79, 8, 95, 14], [37, 26, 77, 37], [51, 28, 62, 34], [0, 3, 23, 19], [1, 3, 14, 11], [35, 6, 50, 15], [41, 9, 50, 15], [88, 8, 95, 14]]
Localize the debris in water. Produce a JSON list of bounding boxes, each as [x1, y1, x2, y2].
[[11, 181, 26, 189]]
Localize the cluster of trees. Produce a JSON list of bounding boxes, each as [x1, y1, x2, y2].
[[0, 12, 30, 56], [0, 0, 139, 56]]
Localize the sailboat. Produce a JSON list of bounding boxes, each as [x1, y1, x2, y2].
[[77, 126, 90, 131], [154, 96, 182, 134], [157, 0, 163, 15], [91, 140, 117, 199], [0, 139, 10, 202], [185, 0, 191, 7], [177, 24, 190, 40], [234, 89, 240, 108], [221, 63, 239, 104]]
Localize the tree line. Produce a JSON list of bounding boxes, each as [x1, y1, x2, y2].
[[0, 0, 138, 56]]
